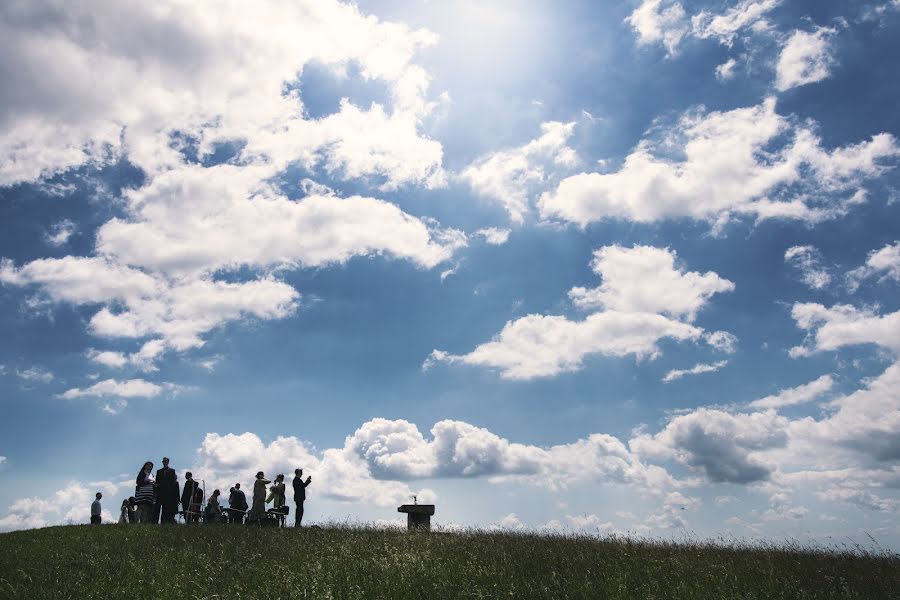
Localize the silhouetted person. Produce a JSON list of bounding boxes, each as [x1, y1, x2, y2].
[[118, 499, 130, 524], [205, 489, 223, 523], [267, 474, 286, 526], [135, 462, 156, 523], [248, 471, 270, 523], [293, 468, 312, 527], [91, 492, 102, 525], [228, 483, 248, 524], [156, 457, 180, 524], [127, 497, 137, 523], [181, 472, 201, 523]]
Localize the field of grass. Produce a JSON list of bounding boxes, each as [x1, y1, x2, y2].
[[0, 524, 897, 599]]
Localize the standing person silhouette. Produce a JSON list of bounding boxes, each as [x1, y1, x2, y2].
[[292, 468, 312, 527], [268, 474, 287, 526], [228, 483, 248, 524], [249, 471, 270, 524], [134, 462, 156, 523], [181, 472, 200, 523], [90, 492, 102, 525], [155, 457, 180, 524]]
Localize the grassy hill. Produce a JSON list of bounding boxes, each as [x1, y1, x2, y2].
[[0, 524, 897, 599]]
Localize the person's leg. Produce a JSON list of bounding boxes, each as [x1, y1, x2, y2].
[[91, 515, 101, 525], [296, 502, 304, 527]]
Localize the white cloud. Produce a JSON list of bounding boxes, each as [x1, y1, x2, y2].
[[775, 28, 836, 92], [847, 241, 900, 291], [662, 360, 728, 383], [496, 513, 526, 530], [568, 245, 734, 321], [705, 330, 739, 354], [87, 350, 128, 369], [626, 0, 779, 55], [749, 375, 834, 410], [60, 378, 163, 399], [0, 256, 302, 352], [692, 0, 781, 46], [15, 366, 55, 384], [59, 378, 181, 414], [715, 58, 738, 81], [87, 340, 167, 372], [428, 309, 701, 380], [461, 121, 577, 224], [787, 362, 900, 466], [0, 0, 472, 375], [429, 245, 731, 379], [784, 245, 831, 290], [342, 417, 680, 495], [539, 99, 898, 229], [44, 219, 77, 247], [96, 165, 465, 276], [789, 303, 900, 357], [625, 1, 688, 56], [631, 408, 789, 483], [0, 480, 129, 532], [475, 227, 511, 246], [0, 0, 445, 187], [0, 456, 6, 466]]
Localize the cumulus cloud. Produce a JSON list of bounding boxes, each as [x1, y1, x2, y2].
[[626, 0, 779, 55], [789, 303, 900, 357], [0, 0, 468, 374], [191, 417, 679, 510], [0, 256, 301, 352], [775, 28, 836, 92], [341, 418, 681, 495], [568, 245, 735, 321], [430, 245, 732, 379], [0, 0, 445, 187], [631, 408, 789, 483], [662, 360, 728, 383], [775, 300, 900, 468], [691, 0, 781, 46], [847, 241, 900, 291], [15, 366, 55, 384], [94, 165, 465, 276], [788, 362, 900, 465], [749, 375, 834, 410], [475, 227, 511, 246], [784, 245, 831, 289], [44, 219, 77, 247], [715, 58, 738, 81], [461, 121, 578, 224], [59, 378, 182, 414], [705, 330, 739, 354], [0, 480, 128, 532], [539, 99, 898, 229], [625, 0, 688, 56], [60, 378, 164, 400]]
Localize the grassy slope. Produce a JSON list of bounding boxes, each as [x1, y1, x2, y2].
[[0, 525, 897, 599]]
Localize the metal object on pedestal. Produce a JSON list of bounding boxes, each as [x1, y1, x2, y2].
[[397, 503, 435, 530]]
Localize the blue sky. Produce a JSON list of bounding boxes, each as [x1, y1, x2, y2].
[[1, 0, 899, 545]]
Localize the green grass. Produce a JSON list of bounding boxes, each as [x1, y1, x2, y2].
[[0, 524, 897, 599]]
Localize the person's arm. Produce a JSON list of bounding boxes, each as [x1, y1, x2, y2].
[[305, 476, 312, 487]]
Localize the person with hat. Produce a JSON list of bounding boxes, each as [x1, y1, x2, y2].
[[248, 471, 270, 524]]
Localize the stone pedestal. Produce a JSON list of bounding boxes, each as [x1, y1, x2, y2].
[[397, 504, 435, 531]]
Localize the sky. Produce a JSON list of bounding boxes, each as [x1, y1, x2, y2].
[[0, 0, 899, 547]]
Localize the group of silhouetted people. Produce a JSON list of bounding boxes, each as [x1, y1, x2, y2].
[[91, 456, 312, 528]]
